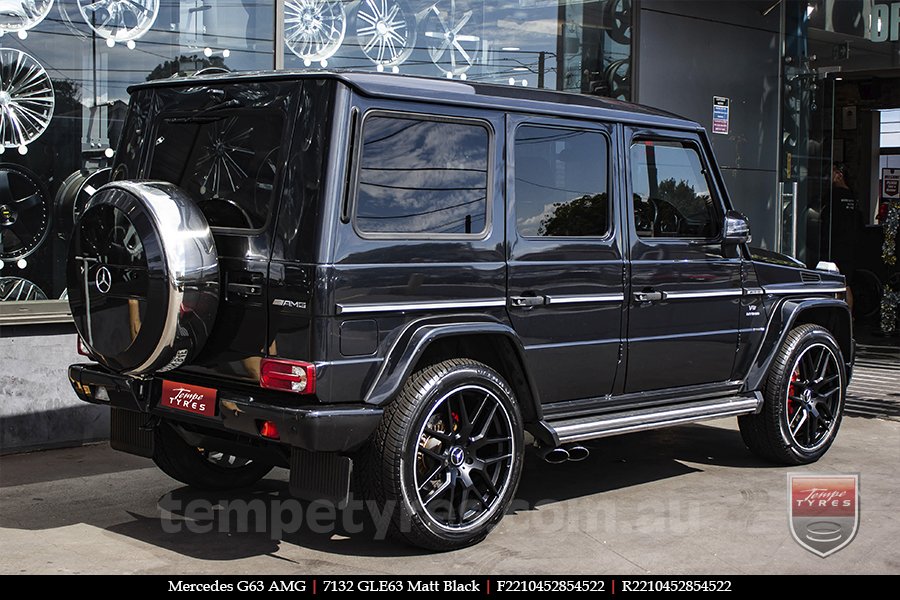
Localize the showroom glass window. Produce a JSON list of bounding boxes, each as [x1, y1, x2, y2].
[[282, 1, 634, 97], [0, 1, 274, 314], [0, 0, 634, 318]]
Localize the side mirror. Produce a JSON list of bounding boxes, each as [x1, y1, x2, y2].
[[722, 210, 751, 245]]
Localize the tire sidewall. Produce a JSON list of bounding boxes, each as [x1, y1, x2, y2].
[[396, 363, 524, 547], [771, 328, 847, 463]]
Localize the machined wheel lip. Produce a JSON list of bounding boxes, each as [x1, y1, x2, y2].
[[406, 382, 517, 535], [783, 342, 843, 453]]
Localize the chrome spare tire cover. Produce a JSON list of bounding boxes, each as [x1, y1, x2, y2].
[[67, 181, 219, 375]]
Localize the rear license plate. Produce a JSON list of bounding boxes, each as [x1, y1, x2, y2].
[[160, 380, 217, 417]]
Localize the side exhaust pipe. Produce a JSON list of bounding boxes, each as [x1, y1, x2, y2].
[[537, 446, 570, 464], [536, 444, 590, 463], [566, 445, 590, 462]]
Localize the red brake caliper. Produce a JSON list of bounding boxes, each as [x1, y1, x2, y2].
[[788, 368, 800, 417]]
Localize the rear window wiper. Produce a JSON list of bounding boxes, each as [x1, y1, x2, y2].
[[165, 98, 244, 123]]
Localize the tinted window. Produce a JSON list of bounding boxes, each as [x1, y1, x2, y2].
[[355, 115, 489, 236], [514, 126, 609, 237], [630, 141, 719, 239], [149, 109, 286, 230]]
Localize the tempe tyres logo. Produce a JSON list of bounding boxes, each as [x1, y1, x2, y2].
[[788, 474, 859, 557]]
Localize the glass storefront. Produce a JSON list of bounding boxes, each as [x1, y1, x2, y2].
[[0, 0, 633, 320], [0, 0, 275, 317], [282, 0, 632, 95]]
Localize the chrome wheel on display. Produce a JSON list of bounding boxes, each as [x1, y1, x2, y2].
[[0, 48, 54, 150], [412, 384, 517, 533], [0, 164, 51, 260], [356, 0, 416, 67], [0, 0, 54, 35], [423, 0, 480, 76], [784, 343, 843, 453], [285, 0, 347, 65], [77, 0, 159, 42], [0, 277, 47, 301]]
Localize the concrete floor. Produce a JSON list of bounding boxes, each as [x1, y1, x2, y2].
[[1, 416, 898, 575]]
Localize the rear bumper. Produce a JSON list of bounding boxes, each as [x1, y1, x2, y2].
[[68, 363, 382, 453]]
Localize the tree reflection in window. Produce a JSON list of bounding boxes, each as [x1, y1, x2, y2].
[[630, 140, 719, 239], [514, 125, 608, 238]]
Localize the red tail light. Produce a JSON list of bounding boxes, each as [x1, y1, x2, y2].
[[258, 420, 280, 440], [76, 336, 92, 358], [260, 358, 316, 394]]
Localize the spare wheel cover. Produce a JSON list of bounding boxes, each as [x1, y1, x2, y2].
[[67, 181, 219, 375]]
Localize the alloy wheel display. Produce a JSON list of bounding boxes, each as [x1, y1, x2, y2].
[[0, 163, 50, 260], [284, 0, 347, 64], [423, 0, 481, 76], [0, 48, 54, 150], [0, 0, 54, 35], [77, 0, 159, 42], [356, 0, 416, 67], [0, 276, 47, 301]]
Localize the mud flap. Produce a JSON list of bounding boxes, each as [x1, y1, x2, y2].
[[289, 448, 352, 506], [110, 407, 154, 458]]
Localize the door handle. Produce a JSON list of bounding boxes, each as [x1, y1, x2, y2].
[[227, 282, 263, 297], [633, 290, 665, 303], [509, 295, 547, 308]]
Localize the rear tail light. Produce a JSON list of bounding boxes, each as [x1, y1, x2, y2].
[[259, 358, 316, 394], [258, 420, 280, 440], [76, 336, 93, 358]]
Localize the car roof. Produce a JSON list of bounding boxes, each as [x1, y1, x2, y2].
[[129, 70, 701, 131]]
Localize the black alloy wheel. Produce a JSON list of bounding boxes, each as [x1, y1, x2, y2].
[[739, 324, 847, 465], [412, 383, 517, 532], [367, 358, 524, 551], [783, 342, 843, 453]]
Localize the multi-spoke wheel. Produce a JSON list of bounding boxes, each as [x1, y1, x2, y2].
[[739, 324, 847, 465], [0, 49, 54, 150], [152, 421, 272, 490], [0, 0, 54, 35], [285, 0, 347, 64], [355, 0, 416, 67], [77, 0, 160, 42], [367, 358, 524, 550]]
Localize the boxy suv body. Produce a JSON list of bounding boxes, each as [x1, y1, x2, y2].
[[67, 72, 852, 550]]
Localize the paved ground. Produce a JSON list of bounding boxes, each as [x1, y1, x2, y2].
[[847, 345, 900, 420], [1, 414, 898, 575]]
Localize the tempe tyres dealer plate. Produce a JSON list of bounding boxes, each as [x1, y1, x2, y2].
[[159, 380, 217, 417]]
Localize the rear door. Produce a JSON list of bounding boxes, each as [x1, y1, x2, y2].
[[623, 128, 742, 393], [142, 81, 302, 382], [507, 116, 624, 404]]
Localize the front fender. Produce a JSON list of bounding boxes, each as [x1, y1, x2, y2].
[[363, 315, 541, 416], [744, 297, 853, 391]]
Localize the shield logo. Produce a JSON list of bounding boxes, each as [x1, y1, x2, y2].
[[788, 474, 859, 557]]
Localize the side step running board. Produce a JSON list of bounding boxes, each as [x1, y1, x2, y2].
[[544, 393, 763, 445]]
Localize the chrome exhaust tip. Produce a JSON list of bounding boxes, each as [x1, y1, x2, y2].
[[565, 445, 590, 462], [538, 446, 570, 464]]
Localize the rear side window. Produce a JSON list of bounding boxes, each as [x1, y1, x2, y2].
[[354, 114, 489, 236], [514, 125, 609, 237], [630, 140, 719, 239]]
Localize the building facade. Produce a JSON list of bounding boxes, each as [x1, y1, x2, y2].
[[2, 0, 898, 452]]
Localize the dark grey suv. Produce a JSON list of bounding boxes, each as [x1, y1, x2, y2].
[[66, 71, 852, 550]]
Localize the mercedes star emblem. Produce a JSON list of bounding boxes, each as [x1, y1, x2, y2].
[[95, 265, 112, 294]]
